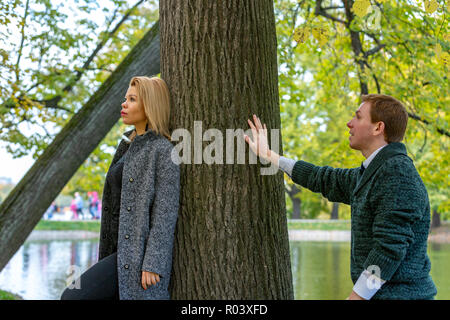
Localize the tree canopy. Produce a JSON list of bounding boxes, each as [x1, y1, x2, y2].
[[0, 0, 448, 219], [275, 0, 449, 219]]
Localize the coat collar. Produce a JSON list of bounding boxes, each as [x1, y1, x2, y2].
[[353, 142, 410, 196], [124, 128, 157, 141], [110, 128, 156, 167]]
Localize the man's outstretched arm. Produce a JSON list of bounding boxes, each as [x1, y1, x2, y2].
[[244, 114, 358, 205]]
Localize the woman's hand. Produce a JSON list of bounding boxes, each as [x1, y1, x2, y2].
[[244, 114, 279, 165], [141, 270, 160, 290]]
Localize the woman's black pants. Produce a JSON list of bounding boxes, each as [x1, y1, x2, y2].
[[60, 252, 119, 300]]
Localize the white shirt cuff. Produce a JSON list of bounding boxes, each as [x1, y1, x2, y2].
[[353, 269, 386, 300], [278, 156, 296, 177]]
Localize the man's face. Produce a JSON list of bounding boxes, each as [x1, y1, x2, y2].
[[346, 102, 378, 151], [121, 86, 147, 126]]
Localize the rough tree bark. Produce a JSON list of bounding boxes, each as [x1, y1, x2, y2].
[[161, 0, 293, 299], [0, 21, 160, 272]]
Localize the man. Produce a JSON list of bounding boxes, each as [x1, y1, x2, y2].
[[244, 94, 437, 300]]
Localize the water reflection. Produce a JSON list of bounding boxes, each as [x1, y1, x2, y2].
[[290, 241, 450, 300], [0, 239, 448, 300], [290, 241, 353, 299], [0, 240, 99, 300]]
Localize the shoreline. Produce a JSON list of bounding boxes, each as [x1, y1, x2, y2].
[[25, 228, 450, 243]]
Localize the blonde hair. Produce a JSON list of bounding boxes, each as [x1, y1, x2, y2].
[[127, 76, 171, 141]]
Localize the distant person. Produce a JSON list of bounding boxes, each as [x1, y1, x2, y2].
[[97, 201, 102, 220], [92, 191, 99, 219], [70, 198, 78, 220], [46, 201, 58, 220], [87, 192, 96, 219], [60, 76, 180, 300], [74, 192, 84, 220], [245, 94, 437, 300]]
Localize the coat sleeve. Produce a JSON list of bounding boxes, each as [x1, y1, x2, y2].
[[291, 160, 359, 205], [141, 144, 180, 277]]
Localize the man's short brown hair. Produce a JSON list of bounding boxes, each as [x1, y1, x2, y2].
[[362, 94, 409, 143]]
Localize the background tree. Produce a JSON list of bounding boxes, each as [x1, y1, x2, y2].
[[275, 0, 449, 220], [0, 0, 158, 196], [0, 19, 161, 272]]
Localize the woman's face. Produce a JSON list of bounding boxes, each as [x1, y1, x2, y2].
[[121, 86, 147, 127]]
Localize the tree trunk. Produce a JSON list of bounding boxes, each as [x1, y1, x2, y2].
[[330, 202, 339, 220], [287, 185, 301, 219], [431, 209, 441, 229], [0, 21, 161, 272], [161, 0, 293, 299]]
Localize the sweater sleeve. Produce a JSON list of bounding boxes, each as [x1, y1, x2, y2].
[[141, 144, 180, 277], [291, 160, 359, 205], [362, 157, 423, 282]]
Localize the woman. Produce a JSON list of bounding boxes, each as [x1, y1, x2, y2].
[[61, 76, 180, 300]]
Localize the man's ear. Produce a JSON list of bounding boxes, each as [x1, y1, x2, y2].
[[374, 121, 385, 137]]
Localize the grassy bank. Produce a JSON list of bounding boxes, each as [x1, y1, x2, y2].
[[35, 219, 352, 232], [0, 289, 23, 300], [35, 220, 101, 232], [287, 220, 351, 231]]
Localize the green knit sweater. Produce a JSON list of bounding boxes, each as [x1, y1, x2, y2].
[[291, 142, 437, 300]]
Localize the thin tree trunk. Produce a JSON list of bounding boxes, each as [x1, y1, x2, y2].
[[0, 21, 161, 272], [161, 0, 293, 299], [287, 185, 301, 219], [330, 202, 339, 220], [431, 209, 441, 229]]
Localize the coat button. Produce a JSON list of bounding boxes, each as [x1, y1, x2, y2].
[[125, 234, 129, 239], [129, 177, 134, 182], [124, 264, 129, 269], [127, 206, 131, 211], [102, 234, 107, 240], [104, 206, 108, 211]]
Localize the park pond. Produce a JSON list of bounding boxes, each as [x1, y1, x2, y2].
[[0, 237, 449, 300]]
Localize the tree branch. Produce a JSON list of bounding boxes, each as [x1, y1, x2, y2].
[[315, 0, 347, 25], [364, 44, 386, 58], [407, 112, 450, 137], [21, 0, 145, 111], [322, 6, 345, 10], [15, 0, 30, 83], [61, 0, 146, 94]]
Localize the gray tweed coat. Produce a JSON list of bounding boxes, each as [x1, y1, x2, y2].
[[98, 128, 180, 300]]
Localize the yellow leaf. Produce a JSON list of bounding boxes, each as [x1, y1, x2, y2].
[[444, 33, 450, 42], [435, 43, 442, 58], [424, 0, 438, 14], [336, 23, 345, 36], [312, 27, 330, 46], [351, 0, 371, 18], [293, 27, 310, 43], [439, 52, 450, 69]]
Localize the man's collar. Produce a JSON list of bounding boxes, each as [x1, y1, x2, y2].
[[353, 142, 409, 196], [363, 144, 388, 168]]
